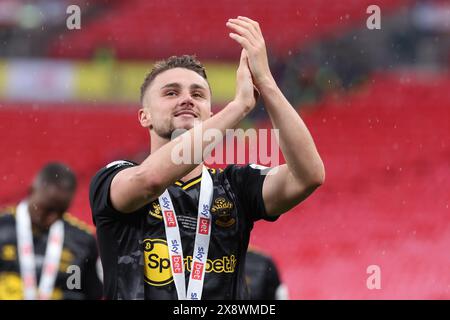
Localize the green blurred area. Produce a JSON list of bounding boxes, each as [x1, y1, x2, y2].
[[0, 59, 237, 105]]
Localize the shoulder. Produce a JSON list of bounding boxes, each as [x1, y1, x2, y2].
[[0, 207, 18, 243], [63, 213, 95, 239], [90, 160, 138, 197], [220, 164, 271, 190], [0, 205, 16, 216], [91, 160, 138, 184], [62, 214, 99, 258], [0, 205, 16, 224], [104, 160, 138, 170]]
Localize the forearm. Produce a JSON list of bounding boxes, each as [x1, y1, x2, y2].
[[139, 101, 248, 190], [259, 79, 325, 184]]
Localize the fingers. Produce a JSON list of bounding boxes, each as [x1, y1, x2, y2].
[[240, 48, 249, 61], [226, 20, 258, 46], [236, 16, 261, 30], [227, 16, 264, 50], [229, 17, 261, 41], [239, 48, 246, 62], [253, 84, 260, 101], [228, 16, 272, 88], [237, 49, 250, 73], [237, 49, 245, 69], [229, 32, 252, 51], [238, 49, 259, 100]]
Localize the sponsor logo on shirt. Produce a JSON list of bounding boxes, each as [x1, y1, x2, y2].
[[143, 239, 237, 287], [0, 272, 63, 300], [143, 239, 173, 286]]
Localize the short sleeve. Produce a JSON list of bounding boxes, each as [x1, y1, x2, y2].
[[89, 160, 137, 225], [224, 164, 278, 222]]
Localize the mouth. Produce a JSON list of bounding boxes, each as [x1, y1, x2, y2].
[[174, 110, 198, 118]]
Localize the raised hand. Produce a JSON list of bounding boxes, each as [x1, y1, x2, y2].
[[226, 16, 275, 89], [233, 49, 258, 114]]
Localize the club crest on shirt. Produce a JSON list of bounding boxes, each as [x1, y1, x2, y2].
[[148, 202, 163, 220], [211, 197, 235, 227]]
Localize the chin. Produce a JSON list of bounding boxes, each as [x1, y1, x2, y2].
[[174, 117, 200, 129]]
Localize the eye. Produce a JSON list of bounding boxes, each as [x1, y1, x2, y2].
[[165, 91, 177, 96], [192, 92, 204, 98]]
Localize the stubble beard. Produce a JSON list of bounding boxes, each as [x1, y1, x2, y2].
[[153, 117, 199, 140]]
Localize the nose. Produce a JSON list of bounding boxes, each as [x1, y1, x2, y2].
[[178, 92, 194, 107]]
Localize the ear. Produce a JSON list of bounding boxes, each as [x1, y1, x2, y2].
[[139, 108, 153, 129]]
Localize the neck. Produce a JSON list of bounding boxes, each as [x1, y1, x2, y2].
[[149, 130, 204, 183], [149, 131, 170, 154], [179, 164, 204, 182]]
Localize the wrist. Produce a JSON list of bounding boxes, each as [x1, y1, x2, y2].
[[254, 75, 276, 92], [228, 99, 253, 118]]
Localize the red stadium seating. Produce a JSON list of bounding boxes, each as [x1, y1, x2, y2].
[[0, 103, 147, 222], [48, 0, 409, 60], [251, 72, 450, 299]]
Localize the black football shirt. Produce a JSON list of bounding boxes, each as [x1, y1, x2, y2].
[[90, 160, 277, 300], [245, 249, 282, 300], [0, 208, 102, 300]]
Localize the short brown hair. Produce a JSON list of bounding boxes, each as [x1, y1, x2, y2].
[[140, 55, 209, 104]]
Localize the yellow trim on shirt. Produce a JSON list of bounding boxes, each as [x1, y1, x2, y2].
[[182, 177, 202, 190]]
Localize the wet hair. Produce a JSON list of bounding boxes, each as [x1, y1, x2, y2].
[[140, 55, 210, 104], [33, 162, 77, 192]]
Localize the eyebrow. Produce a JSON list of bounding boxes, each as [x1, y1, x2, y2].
[[160, 82, 208, 91]]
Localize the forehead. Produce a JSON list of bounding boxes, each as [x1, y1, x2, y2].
[[35, 185, 73, 203], [150, 67, 209, 92]]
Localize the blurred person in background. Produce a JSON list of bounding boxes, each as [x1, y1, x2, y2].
[[245, 247, 289, 300], [0, 162, 102, 300]]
